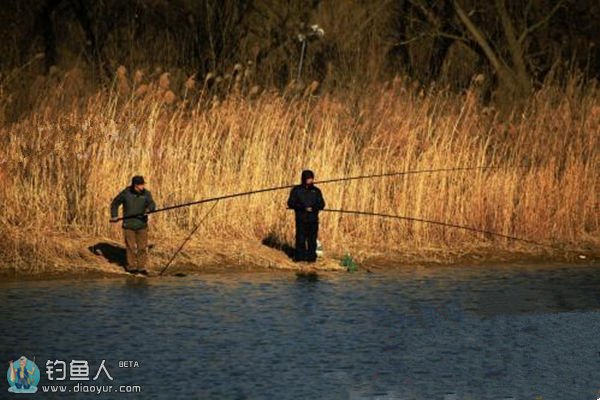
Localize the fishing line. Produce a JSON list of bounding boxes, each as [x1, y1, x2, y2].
[[115, 165, 521, 222], [159, 200, 219, 276], [322, 208, 551, 248]]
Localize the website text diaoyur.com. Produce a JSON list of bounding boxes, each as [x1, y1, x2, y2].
[[41, 383, 141, 394]]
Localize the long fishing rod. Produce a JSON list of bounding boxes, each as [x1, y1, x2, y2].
[[322, 208, 550, 248], [115, 165, 522, 222], [159, 200, 219, 276]]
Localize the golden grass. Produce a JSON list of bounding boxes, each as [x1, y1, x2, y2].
[[0, 68, 598, 270]]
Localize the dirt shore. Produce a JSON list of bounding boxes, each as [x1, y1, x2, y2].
[[0, 233, 597, 281]]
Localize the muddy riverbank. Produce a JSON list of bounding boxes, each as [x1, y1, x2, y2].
[[0, 233, 597, 281]]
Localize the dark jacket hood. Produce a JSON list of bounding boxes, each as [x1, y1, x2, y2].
[[301, 170, 314, 185]]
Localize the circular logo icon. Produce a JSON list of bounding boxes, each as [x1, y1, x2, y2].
[[6, 356, 40, 393]]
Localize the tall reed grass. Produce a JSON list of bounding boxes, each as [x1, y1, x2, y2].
[[0, 67, 598, 267]]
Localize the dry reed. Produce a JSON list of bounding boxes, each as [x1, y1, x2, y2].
[[0, 68, 597, 270]]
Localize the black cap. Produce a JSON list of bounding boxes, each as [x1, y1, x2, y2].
[[131, 175, 145, 186], [301, 170, 314, 184]]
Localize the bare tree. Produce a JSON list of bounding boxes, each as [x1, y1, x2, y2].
[[454, 0, 564, 99], [392, 0, 565, 102]]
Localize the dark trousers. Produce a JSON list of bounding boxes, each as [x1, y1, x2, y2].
[[295, 220, 318, 262]]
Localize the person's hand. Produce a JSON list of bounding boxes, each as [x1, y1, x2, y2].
[[9, 360, 13, 368], [306, 207, 313, 212], [110, 217, 118, 223]]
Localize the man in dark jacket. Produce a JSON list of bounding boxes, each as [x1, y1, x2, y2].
[[287, 170, 325, 262], [110, 175, 156, 274]]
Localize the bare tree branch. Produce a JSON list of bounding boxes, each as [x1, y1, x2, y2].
[[523, 0, 535, 25], [453, 0, 508, 75], [495, 0, 528, 80], [518, 0, 564, 45], [436, 31, 469, 44], [407, 0, 441, 27]]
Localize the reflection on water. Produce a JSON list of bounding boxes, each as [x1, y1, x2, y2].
[[1, 264, 599, 399]]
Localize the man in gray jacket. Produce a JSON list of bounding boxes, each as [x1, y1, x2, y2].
[[110, 175, 156, 274]]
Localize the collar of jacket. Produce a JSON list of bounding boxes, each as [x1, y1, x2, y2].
[[129, 186, 146, 195]]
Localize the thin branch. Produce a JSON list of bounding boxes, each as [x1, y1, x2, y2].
[[395, 27, 468, 46], [518, 0, 564, 44], [437, 31, 469, 44], [396, 31, 429, 46], [407, 0, 431, 19], [408, 0, 441, 27], [406, 2, 470, 46]]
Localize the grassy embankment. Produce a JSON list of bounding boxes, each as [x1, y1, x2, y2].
[[0, 67, 598, 275]]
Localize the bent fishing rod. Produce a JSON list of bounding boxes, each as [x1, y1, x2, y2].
[[322, 208, 573, 251], [114, 165, 523, 222]]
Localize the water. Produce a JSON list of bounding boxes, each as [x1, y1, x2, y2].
[[1, 263, 600, 399]]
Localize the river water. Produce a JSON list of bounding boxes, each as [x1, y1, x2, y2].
[[1, 263, 599, 399]]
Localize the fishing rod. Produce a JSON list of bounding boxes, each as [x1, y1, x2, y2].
[[322, 208, 558, 249], [114, 165, 522, 222], [159, 200, 219, 276]]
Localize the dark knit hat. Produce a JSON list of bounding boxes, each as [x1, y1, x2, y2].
[[131, 175, 145, 186]]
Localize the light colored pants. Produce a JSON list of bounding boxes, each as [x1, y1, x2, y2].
[[124, 228, 148, 271]]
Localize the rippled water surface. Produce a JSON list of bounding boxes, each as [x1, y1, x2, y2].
[[1, 263, 600, 399]]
